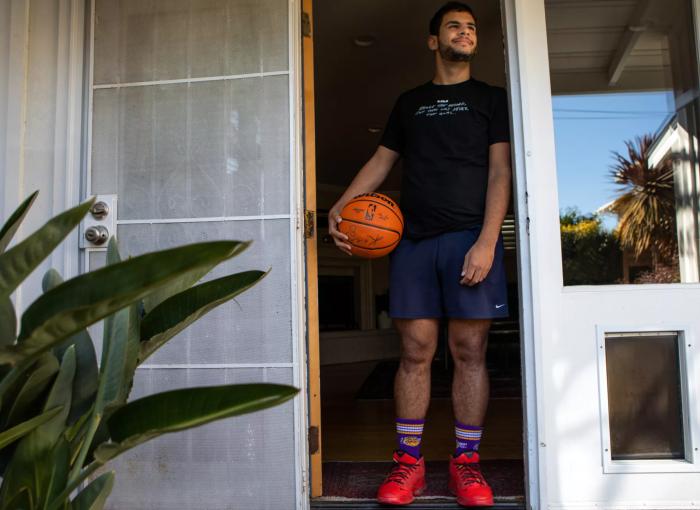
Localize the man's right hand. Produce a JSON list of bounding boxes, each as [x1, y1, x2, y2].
[[328, 205, 353, 256], [326, 146, 400, 257]]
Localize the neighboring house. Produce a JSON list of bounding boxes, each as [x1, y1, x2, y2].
[[2, 1, 700, 510], [598, 117, 700, 284], [649, 118, 700, 283]]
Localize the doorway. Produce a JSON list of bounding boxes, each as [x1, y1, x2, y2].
[[307, 0, 526, 503]]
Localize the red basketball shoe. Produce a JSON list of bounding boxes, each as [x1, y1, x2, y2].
[[376, 451, 426, 505], [448, 452, 494, 507]]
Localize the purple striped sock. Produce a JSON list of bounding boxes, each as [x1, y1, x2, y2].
[[455, 421, 482, 456], [396, 418, 425, 459]]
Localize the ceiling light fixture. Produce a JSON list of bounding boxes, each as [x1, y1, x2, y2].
[[353, 35, 376, 47]]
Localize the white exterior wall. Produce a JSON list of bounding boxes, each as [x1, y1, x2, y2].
[[0, 0, 84, 311]]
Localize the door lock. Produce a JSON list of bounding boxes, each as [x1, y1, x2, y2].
[[80, 194, 116, 249], [90, 201, 110, 220], [84, 225, 109, 245]]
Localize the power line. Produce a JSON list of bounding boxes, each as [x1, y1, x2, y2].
[[554, 115, 669, 120], [553, 108, 671, 115]]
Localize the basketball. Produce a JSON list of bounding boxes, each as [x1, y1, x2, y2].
[[338, 192, 404, 258]]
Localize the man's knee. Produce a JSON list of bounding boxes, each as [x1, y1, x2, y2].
[[397, 321, 438, 368], [401, 339, 436, 367], [449, 322, 489, 367]]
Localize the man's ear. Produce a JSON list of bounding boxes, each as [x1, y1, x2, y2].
[[427, 35, 438, 51]]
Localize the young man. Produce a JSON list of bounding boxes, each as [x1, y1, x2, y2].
[[328, 2, 511, 507]]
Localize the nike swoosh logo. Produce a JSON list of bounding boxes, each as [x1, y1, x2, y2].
[[495, 304, 506, 309]]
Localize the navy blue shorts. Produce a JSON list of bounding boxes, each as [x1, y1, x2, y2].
[[389, 227, 509, 319]]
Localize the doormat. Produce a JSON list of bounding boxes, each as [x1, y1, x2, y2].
[[321, 460, 524, 500], [355, 360, 521, 400]]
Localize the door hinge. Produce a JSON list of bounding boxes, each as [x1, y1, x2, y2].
[[304, 209, 316, 239], [308, 425, 320, 454], [302, 11, 311, 38]]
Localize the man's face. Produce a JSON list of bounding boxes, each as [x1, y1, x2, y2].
[[429, 11, 477, 62]]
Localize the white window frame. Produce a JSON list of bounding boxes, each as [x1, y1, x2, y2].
[[595, 325, 699, 474]]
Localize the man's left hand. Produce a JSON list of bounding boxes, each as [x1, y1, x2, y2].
[[460, 240, 495, 286]]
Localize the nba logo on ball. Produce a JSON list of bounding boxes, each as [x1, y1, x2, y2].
[[338, 193, 404, 258]]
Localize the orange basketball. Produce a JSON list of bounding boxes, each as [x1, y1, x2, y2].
[[338, 192, 404, 258]]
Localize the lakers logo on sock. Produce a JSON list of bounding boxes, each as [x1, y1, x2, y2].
[[401, 436, 421, 447]]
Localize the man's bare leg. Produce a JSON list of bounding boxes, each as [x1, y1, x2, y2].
[[447, 318, 495, 506], [448, 318, 491, 425], [375, 318, 437, 504], [394, 318, 440, 419]]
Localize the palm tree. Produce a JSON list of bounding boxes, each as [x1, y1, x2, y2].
[[608, 135, 677, 265]]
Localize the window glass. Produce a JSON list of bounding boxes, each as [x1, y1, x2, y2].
[[605, 332, 685, 460], [545, 0, 700, 285]]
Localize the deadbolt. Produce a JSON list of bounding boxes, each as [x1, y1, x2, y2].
[[85, 225, 109, 245], [90, 201, 110, 220]]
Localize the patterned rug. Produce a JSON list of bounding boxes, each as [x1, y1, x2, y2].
[[322, 460, 524, 500]]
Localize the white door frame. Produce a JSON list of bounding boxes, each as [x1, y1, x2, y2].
[[501, 0, 550, 507], [293, 0, 553, 506], [0, 0, 85, 311], [290, 0, 312, 508]]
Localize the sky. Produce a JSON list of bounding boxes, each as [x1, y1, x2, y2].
[[552, 91, 674, 230]]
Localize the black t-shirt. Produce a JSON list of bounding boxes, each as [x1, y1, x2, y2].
[[380, 78, 510, 239]]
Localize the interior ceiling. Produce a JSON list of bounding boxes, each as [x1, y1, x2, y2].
[[313, 0, 680, 190]]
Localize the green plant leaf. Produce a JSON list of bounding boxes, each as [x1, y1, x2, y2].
[[1, 486, 32, 510], [0, 349, 74, 507], [61, 329, 97, 426], [69, 472, 114, 510], [41, 269, 64, 293], [0, 190, 38, 254], [141, 267, 211, 315], [68, 296, 133, 478], [97, 238, 121, 374], [95, 308, 130, 414], [66, 408, 91, 450], [105, 236, 120, 266], [140, 235, 246, 314], [43, 438, 71, 509], [98, 238, 140, 406], [32, 347, 75, 449], [93, 237, 139, 413], [122, 302, 141, 402], [95, 383, 298, 463], [43, 269, 98, 424], [0, 197, 94, 298], [0, 406, 62, 450], [139, 270, 268, 363], [0, 354, 58, 478], [0, 297, 16, 348], [4, 354, 59, 429], [2, 438, 71, 510], [0, 241, 250, 368]]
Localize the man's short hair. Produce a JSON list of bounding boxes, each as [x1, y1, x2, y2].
[[429, 2, 477, 35]]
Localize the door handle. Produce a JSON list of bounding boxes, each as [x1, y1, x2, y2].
[[84, 225, 109, 245]]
